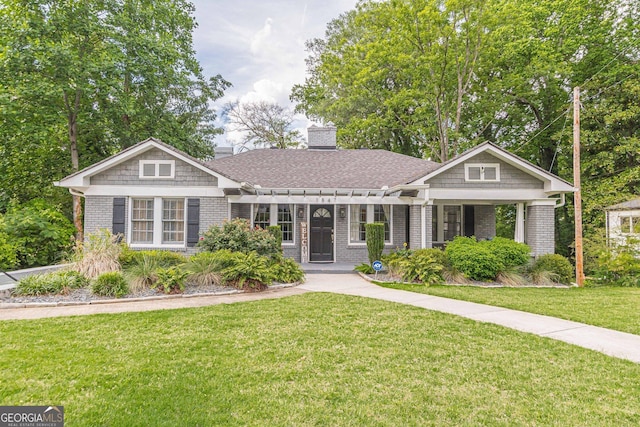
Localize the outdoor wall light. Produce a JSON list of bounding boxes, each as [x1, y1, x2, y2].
[[298, 207, 304, 219], [339, 206, 346, 218]]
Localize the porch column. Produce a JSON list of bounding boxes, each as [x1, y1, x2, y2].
[[409, 205, 422, 249], [515, 203, 525, 243], [424, 204, 433, 249], [525, 202, 555, 256]]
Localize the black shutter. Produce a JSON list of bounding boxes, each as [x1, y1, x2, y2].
[[187, 198, 200, 247], [113, 198, 126, 236]]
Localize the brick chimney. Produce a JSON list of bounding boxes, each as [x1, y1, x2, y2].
[[307, 123, 337, 150], [214, 146, 234, 159]]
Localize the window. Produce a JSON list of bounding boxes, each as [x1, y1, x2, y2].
[[465, 163, 500, 182], [443, 205, 461, 241], [278, 205, 294, 243], [349, 204, 392, 244], [130, 197, 185, 246], [253, 204, 270, 229], [432, 205, 438, 242], [139, 160, 175, 178], [132, 199, 154, 243], [162, 199, 185, 243], [350, 204, 367, 242], [620, 215, 640, 234]]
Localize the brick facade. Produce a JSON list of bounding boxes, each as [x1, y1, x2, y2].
[[526, 204, 555, 256], [474, 205, 496, 240]]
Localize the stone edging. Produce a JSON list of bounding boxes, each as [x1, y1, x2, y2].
[[0, 282, 300, 310]]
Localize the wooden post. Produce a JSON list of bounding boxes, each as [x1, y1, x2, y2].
[[573, 87, 585, 287]]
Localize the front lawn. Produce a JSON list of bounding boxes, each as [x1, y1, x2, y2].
[[2, 293, 640, 426], [377, 282, 640, 336]]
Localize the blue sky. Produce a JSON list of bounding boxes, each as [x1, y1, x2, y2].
[[190, 0, 357, 145]]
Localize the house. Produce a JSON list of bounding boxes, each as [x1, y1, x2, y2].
[[605, 198, 640, 247], [56, 125, 575, 263]]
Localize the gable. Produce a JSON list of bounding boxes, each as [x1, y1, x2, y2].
[[91, 148, 217, 187], [425, 152, 544, 189]]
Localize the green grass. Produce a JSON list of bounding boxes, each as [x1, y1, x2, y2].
[[376, 282, 640, 336], [2, 293, 640, 426]]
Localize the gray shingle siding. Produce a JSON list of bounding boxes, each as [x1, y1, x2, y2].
[[91, 148, 217, 186], [526, 205, 555, 256], [426, 153, 544, 189]]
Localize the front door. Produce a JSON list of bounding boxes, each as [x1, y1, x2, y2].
[[310, 205, 334, 262]]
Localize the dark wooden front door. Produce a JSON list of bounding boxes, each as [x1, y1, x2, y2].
[[310, 205, 334, 262]]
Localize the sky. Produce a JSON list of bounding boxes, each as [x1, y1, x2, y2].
[[190, 0, 358, 147]]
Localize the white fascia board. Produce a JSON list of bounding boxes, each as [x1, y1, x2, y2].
[[428, 188, 548, 201], [83, 185, 225, 197]]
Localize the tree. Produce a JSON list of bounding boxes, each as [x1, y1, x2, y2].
[[223, 100, 305, 150], [0, 0, 229, 238]]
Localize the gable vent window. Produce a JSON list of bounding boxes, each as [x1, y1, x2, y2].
[[139, 160, 175, 179], [465, 163, 500, 182]]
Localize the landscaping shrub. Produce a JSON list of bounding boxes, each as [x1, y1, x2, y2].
[[156, 266, 189, 294], [482, 237, 531, 268], [91, 271, 128, 298], [446, 236, 503, 281], [396, 250, 443, 285], [365, 223, 385, 264], [124, 253, 162, 292], [271, 257, 305, 283], [0, 218, 18, 270], [183, 252, 223, 286], [2, 199, 75, 268], [588, 244, 640, 287], [530, 254, 574, 285], [120, 249, 186, 269], [14, 270, 88, 296], [199, 218, 280, 257], [354, 263, 375, 274], [221, 251, 272, 290], [73, 229, 122, 279], [267, 225, 283, 249]]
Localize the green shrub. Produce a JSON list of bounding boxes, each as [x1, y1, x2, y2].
[[271, 257, 305, 283], [198, 218, 280, 257], [446, 236, 503, 281], [72, 229, 122, 279], [530, 254, 574, 285], [482, 237, 531, 268], [124, 253, 162, 292], [221, 251, 272, 290], [91, 271, 128, 298], [120, 249, 186, 269], [0, 219, 18, 270], [354, 263, 375, 274], [365, 223, 385, 264], [2, 199, 75, 268], [183, 252, 223, 286], [588, 244, 640, 287], [14, 270, 89, 296], [156, 266, 189, 294], [397, 250, 443, 285], [267, 225, 283, 249]]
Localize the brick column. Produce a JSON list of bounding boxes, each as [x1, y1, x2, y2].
[[424, 204, 433, 248], [409, 205, 422, 249], [526, 204, 555, 256], [474, 205, 496, 240]]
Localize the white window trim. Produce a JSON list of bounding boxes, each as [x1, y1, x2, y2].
[[619, 215, 640, 235], [433, 204, 463, 243], [464, 163, 500, 182], [348, 204, 393, 246], [250, 203, 296, 246], [128, 196, 186, 248], [139, 160, 175, 179]]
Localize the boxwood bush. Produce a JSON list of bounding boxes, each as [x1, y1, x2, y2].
[[531, 254, 574, 285], [199, 219, 279, 258], [482, 237, 531, 268], [445, 237, 503, 281]]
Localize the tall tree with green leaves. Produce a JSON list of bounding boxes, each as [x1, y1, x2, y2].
[[0, 0, 229, 239]]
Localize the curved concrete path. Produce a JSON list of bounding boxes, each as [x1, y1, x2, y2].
[[2, 273, 639, 364]]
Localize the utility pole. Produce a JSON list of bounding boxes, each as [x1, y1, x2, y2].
[[573, 87, 585, 287]]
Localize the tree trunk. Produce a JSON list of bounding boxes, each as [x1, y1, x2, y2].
[[66, 91, 83, 242]]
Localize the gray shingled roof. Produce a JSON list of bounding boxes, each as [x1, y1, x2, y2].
[[606, 198, 640, 210], [207, 149, 440, 189]]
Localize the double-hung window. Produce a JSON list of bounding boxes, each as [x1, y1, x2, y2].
[[349, 204, 392, 244], [252, 204, 295, 244], [130, 197, 185, 246]]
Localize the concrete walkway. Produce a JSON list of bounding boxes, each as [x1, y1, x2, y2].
[[2, 273, 639, 364]]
